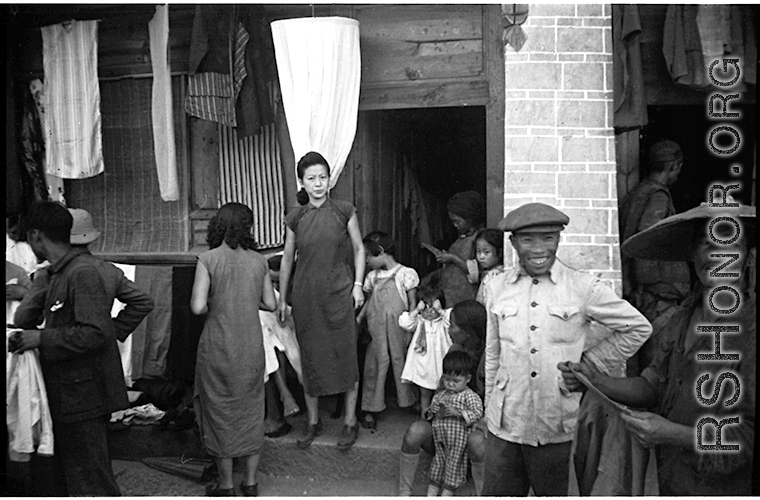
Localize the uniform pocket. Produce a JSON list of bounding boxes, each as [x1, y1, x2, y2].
[[60, 367, 103, 415], [490, 303, 519, 344], [486, 372, 510, 430], [546, 305, 583, 344]]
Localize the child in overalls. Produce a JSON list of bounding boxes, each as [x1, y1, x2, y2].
[[357, 231, 419, 429], [425, 350, 483, 496]]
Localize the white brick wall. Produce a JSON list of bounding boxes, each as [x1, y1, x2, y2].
[[502, 3, 621, 294]]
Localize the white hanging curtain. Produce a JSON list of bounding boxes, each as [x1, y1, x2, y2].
[[270, 17, 361, 189]]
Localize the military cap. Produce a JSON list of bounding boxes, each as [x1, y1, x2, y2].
[[648, 139, 682, 164], [497, 202, 570, 233]]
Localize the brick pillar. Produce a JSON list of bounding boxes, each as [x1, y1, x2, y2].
[[502, 4, 620, 293]]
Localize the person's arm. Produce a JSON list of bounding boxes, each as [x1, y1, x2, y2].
[[15, 267, 113, 361], [260, 269, 277, 312], [638, 191, 671, 232], [112, 275, 154, 342], [483, 282, 500, 410], [12, 268, 49, 328], [581, 279, 653, 375], [458, 390, 485, 425], [278, 226, 297, 325], [190, 260, 210, 316], [436, 252, 468, 272], [557, 360, 658, 408], [346, 213, 366, 310], [406, 288, 417, 312]]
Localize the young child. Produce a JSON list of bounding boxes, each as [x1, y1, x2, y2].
[[261, 255, 303, 437], [465, 229, 505, 303], [357, 231, 419, 429], [425, 350, 484, 497], [399, 285, 452, 416]]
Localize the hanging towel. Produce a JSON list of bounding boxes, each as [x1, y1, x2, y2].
[[6, 329, 54, 462], [111, 263, 137, 388], [41, 20, 104, 179], [149, 5, 180, 201]]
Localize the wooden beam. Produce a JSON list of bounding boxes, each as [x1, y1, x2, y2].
[[483, 5, 505, 228], [359, 80, 489, 110]]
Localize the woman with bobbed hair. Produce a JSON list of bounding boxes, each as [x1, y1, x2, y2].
[[191, 202, 277, 496]]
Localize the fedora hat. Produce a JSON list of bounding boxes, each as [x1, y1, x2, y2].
[[621, 203, 755, 262], [68, 208, 101, 245]]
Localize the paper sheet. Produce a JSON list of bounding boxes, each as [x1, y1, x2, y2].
[[421, 242, 443, 257], [570, 366, 631, 416]]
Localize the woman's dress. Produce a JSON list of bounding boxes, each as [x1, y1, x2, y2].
[[285, 198, 359, 396], [194, 244, 267, 458]]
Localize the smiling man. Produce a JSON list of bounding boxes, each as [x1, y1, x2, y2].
[[480, 202, 652, 496]]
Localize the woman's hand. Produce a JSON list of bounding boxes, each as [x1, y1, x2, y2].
[[435, 251, 456, 265], [352, 285, 365, 310], [277, 299, 290, 327]]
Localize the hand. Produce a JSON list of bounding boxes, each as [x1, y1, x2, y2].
[[415, 300, 426, 312], [440, 404, 462, 418], [352, 286, 365, 310], [620, 410, 683, 448], [6, 283, 28, 301], [472, 417, 489, 437], [432, 299, 443, 313], [9, 329, 41, 354], [556, 360, 597, 393], [435, 251, 455, 265], [276, 300, 290, 328]]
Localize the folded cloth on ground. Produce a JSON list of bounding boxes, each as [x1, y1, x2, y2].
[[110, 403, 166, 425]]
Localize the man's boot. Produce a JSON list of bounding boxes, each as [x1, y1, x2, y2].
[[398, 451, 420, 496]]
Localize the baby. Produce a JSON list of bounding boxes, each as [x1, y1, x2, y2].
[[425, 350, 484, 496]]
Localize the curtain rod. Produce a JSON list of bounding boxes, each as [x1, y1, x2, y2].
[[99, 71, 187, 82]]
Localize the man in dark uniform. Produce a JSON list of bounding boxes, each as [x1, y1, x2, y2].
[[618, 140, 691, 374], [10, 202, 150, 495]]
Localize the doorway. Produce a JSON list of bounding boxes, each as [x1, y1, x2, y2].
[[335, 105, 486, 277]]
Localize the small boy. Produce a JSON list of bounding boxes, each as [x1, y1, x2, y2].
[[425, 350, 484, 496]]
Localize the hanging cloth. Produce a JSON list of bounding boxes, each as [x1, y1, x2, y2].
[[185, 6, 249, 127], [41, 20, 104, 179], [612, 5, 648, 130], [148, 5, 180, 201], [20, 85, 49, 202], [29, 80, 65, 203], [271, 17, 361, 189], [662, 5, 710, 89]]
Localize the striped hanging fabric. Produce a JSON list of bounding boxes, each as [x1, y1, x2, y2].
[[218, 122, 284, 249]]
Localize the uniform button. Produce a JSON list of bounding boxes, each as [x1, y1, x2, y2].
[[530, 325, 537, 331], [532, 279, 539, 285], [531, 371, 537, 378], [531, 301, 538, 307], [530, 348, 537, 354]]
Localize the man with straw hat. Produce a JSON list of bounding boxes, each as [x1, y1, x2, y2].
[[559, 202, 756, 495], [481, 202, 652, 496]]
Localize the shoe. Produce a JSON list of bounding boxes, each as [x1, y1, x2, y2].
[[297, 420, 323, 449], [361, 412, 377, 430], [336, 423, 359, 450], [205, 483, 235, 496], [240, 482, 258, 497], [265, 422, 292, 438]]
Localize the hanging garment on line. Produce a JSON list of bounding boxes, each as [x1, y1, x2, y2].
[[185, 20, 249, 127], [41, 20, 104, 179], [148, 5, 180, 201], [29, 79, 65, 203]]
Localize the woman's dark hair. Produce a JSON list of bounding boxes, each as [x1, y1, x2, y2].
[[206, 203, 258, 250], [417, 284, 446, 309], [475, 228, 504, 260], [363, 231, 396, 257], [296, 151, 331, 205], [450, 300, 486, 355], [442, 350, 477, 378]]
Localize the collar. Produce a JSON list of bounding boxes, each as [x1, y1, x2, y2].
[[47, 247, 90, 276], [643, 177, 668, 190], [304, 197, 332, 212], [504, 258, 562, 284]]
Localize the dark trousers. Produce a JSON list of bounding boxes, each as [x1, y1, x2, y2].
[[482, 432, 572, 496], [54, 416, 121, 496]]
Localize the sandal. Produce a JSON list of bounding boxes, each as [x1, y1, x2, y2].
[[297, 420, 323, 449], [205, 483, 235, 496], [240, 482, 258, 497]]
